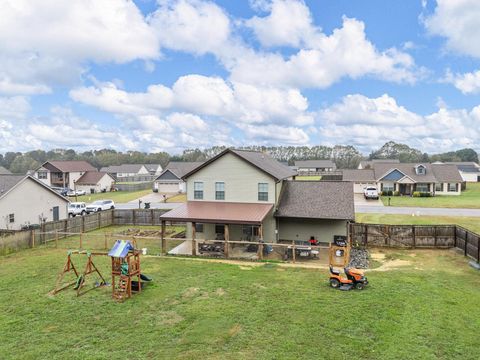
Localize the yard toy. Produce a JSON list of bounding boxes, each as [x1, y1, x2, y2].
[[329, 266, 368, 291]]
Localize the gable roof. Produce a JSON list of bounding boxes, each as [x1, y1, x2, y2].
[[342, 169, 375, 182], [445, 162, 480, 173], [372, 163, 438, 183], [144, 164, 162, 172], [182, 148, 296, 181], [0, 175, 69, 202], [76, 171, 113, 185], [100, 164, 146, 173], [275, 181, 354, 221], [0, 166, 12, 175], [156, 162, 203, 181], [294, 160, 336, 168], [431, 164, 464, 182], [42, 160, 96, 173]]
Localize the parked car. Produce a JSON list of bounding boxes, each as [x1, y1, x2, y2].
[[364, 186, 379, 200], [68, 202, 87, 217], [50, 187, 69, 196], [67, 189, 87, 197], [86, 200, 115, 214]]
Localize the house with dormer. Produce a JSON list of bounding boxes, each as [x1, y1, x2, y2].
[[160, 149, 355, 245], [342, 163, 463, 195]]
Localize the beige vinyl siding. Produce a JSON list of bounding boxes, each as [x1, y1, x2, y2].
[[278, 218, 348, 243], [186, 153, 276, 203], [435, 182, 461, 195], [76, 175, 115, 193], [0, 179, 68, 230]]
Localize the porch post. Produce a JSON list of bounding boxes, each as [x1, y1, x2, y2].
[[191, 222, 197, 256], [161, 220, 166, 255], [257, 224, 264, 260], [224, 224, 229, 258]]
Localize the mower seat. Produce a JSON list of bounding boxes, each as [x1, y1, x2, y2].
[[329, 266, 340, 276]]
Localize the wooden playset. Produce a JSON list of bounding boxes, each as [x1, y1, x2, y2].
[[328, 235, 351, 267], [51, 239, 151, 302]]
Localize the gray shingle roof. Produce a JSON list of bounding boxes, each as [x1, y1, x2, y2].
[[295, 160, 336, 169], [0, 166, 12, 175], [359, 159, 399, 169], [373, 163, 437, 182], [431, 164, 464, 182], [44, 160, 96, 172], [164, 162, 203, 179], [0, 175, 24, 195], [276, 181, 355, 221], [445, 162, 480, 173], [342, 169, 376, 182], [182, 149, 296, 181], [76, 171, 113, 185]]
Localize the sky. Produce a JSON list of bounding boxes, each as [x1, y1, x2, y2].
[[1, 0, 480, 155]]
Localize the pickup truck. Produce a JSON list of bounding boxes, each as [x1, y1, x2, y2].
[[364, 186, 379, 200], [86, 200, 115, 214]]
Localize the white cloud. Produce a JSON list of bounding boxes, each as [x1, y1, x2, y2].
[[443, 69, 480, 94], [70, 74, 312, 126], [0, 96, 30, 119], [317, 93, 480, 152], [232, 16, 419, 88], [150, 0, 231, 55], [239, 124, 309, 145], [424, 0, 480, 58], [0, 0, 159, 95]]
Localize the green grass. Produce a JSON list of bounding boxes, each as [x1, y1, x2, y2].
[[295, 175, 322, 180], [166, 193, 187, 203], [380, 183, 480, 208], [0, 247, 479, 359], [356, 213, 480, 234], [73, 189, 152, 203]]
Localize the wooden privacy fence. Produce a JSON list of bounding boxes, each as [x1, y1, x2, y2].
[[350, 223, 480, 262]]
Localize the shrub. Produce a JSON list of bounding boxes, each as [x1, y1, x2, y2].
[[393, 191, 400, 196], [413, 191, 421, 197], [420, 192, 431, 197], [381, 190, 393, 196]]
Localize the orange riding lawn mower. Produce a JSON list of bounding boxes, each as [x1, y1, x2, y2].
[[329, 266, 369, 291]]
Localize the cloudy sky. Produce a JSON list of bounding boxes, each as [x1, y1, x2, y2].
[[1, 0, 480, 154]]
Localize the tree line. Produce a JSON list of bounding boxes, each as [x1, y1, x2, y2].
[[0, 142, 478, 174]]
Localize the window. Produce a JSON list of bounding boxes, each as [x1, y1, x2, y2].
[[448, 183, 458, 192], [382, 183, 394, 192], [258, 183, 268, 201], [194, 182, 203, 199], [8, 214, 14, 223], [435, 183, 443, 192], [195, 223, 204, 233], [38, 171, 47, 179], [215, 182, 225, 200], [416, 165, 426, 175], [416, 183, 429, 192]]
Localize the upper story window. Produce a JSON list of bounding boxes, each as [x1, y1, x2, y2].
[[8, 213, 14, 223], [215, 182, 225, 200], [258, 183, 268, 201], [194, 182, 204, 199], [37, 171, 47, 179], [415, 165, 426, 175]]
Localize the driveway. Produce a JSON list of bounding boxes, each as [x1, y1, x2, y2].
[[354, 193, 383, 207]]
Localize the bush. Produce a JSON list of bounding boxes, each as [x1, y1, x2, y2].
[[413, 191, 421, 197], [393, 191, 400, 196], [420, 192, 432, 197], [382, 190, 393, 196], [413, 191, 432, 197]]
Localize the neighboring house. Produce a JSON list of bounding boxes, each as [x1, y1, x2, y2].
[[0, 166, 12, 175], [100, 164, 150, 178], [75, 171, 116, 193], [160, 149, 354, 244], [144, 164, 163, 176], [153, 162, 202, 193], [34, 160, 96, 189], [0, 175, 69, 230], [343, 163, 463, 195], [295, 160, 336, 174], [358, 159, 399, 169], [444, 162, 480, 183]]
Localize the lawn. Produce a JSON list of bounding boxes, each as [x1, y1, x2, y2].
[[295, 175, 322, 180], [73, 189, 152, 203], [166, 193, 187, 203], [380, 183, 480, 208], [356, 213, 480, 234], [0, 246, 479, 359]]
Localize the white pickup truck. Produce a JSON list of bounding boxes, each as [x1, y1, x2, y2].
[[363, 186, 379, 200], [68, 202, 87, 217]]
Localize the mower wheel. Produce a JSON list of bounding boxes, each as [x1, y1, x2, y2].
[[355, 282, 365, 290], [329, 278, 340, 288]]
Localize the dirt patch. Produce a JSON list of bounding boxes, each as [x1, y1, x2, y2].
[[120, 228, 180, 237], [239, 266, 253, 270], [228, 324, 242, 337], [156, 311, 184, 326], [182, 287, 200, 298], [215, 288, 226, 296], [370, 259, 412, 272]]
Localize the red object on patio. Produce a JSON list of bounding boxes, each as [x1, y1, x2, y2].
[[160, 201, 273, 224]]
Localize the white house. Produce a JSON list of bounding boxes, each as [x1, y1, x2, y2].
[[144, 164, 163, 176], [0, 175, 69, 230], [100, 164, 150, 178], [75, 171, 116, 193], [445, 162, 480, 183], [35, 160, 96, 189], [153, 162, 202, 193]]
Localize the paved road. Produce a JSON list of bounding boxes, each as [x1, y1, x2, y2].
[[355, 205, 480, 217]]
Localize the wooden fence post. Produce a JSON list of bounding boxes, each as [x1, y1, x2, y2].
[[224, 224, 230, 259], [412, 226, 416, 248], [465, 232, 468, 256], [64, 219, 68, 239], [132, 209, 136, 226], [454, 226, 457, 248], [161, 220, 166, 255], [291, 240, 296, 263], [434, 226, 437, 247], [97, 211, 101, 228], [55, 230, 58, 248], [31, 230, 35, 248], [151, 209, 155, 225], [81, 216, 85, 233], [191, 222, 197, 256], [79, 232, 83, 249]]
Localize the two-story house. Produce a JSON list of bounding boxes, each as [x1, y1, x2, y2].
[[160, 149, 354, 247], [34, 160, 97, 189]]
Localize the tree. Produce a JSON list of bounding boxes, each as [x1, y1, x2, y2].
[[370, 141, 423, 162]]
